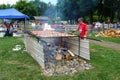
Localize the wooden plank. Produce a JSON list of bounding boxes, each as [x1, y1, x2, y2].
[[69, 48, 79, 55]]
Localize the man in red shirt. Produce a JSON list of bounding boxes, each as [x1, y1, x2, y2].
[[77, 18, 88, 39]]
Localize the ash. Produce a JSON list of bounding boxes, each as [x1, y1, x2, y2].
[[40, 37, 93, 76], [42, 57, 93, 76]]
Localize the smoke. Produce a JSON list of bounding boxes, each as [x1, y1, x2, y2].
[[43, 0, 97, 24], [56, 0, 97, 21], [44, 2, 65, 22], [44, 3, 57, 23]]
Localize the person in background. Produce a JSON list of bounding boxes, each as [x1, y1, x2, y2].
[[61, 23, 66, 29], [4, 22, 9, 30], [4, 22, 9, 37], [31, 21, 36, 30], [61, 23, 66, 32], [9, 22, 14, 36], [52, 22, 58, 29], [77, 18, 88, 39], [4, 22, 14, 37], [117, 22, 120, 29], [114, 23, 118, 29], [95, 21, 101, 32]]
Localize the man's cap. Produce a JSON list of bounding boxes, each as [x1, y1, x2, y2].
[[78, 17, 84, 21]]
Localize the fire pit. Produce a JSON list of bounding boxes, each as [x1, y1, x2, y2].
[[24, 30, 91, 76]]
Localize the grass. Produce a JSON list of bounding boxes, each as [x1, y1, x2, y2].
[[69, 30, 120, 44], [89, 33, 120, 44], [0, 37, 120, 80], [0, 37, 45, 80]]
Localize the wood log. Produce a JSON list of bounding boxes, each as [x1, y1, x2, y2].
[[68, 50, 75, 57], [95, 29, 120, 38]]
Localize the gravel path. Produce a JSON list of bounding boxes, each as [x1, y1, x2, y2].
[[90, 40, 120, 51]]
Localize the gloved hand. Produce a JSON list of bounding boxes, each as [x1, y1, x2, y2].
[[84, 35, 87, 40]]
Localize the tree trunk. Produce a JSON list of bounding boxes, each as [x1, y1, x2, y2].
[[90, 9, 93, 24], [110, 8, 115, 23]]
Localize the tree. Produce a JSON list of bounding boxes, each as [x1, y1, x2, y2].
[[14, 0, 38, 18], [0, 0, 51, 19], [57, 0, 120, 23], [95, 0, 120, 22], [0, 4, 12, 9], [30, 0, 48, 16], [44, 2, 56, 18], [57, 0, 97, 23]]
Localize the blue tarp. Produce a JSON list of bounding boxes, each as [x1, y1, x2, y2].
[[0, 8, 29, 19]]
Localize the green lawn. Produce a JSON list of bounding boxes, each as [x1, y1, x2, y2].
[[89, 33, 120, 44], [0, 37, 120, 80]]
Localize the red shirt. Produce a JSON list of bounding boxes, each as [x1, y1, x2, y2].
[[77, 22, 87, 37], [4, 23, 9, 29]]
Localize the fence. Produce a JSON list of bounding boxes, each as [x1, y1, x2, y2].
[[24, 30, 90, 75]]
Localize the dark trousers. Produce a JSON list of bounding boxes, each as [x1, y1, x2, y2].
[[4, 29, 13, 37]]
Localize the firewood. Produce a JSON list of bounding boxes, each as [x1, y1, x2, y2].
[[95, 29, 120, 38], [68, 50, 75, 57], [55, 54, 62, 60]]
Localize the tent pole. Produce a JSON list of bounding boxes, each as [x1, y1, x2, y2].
[[24, 18, 26, 33]]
